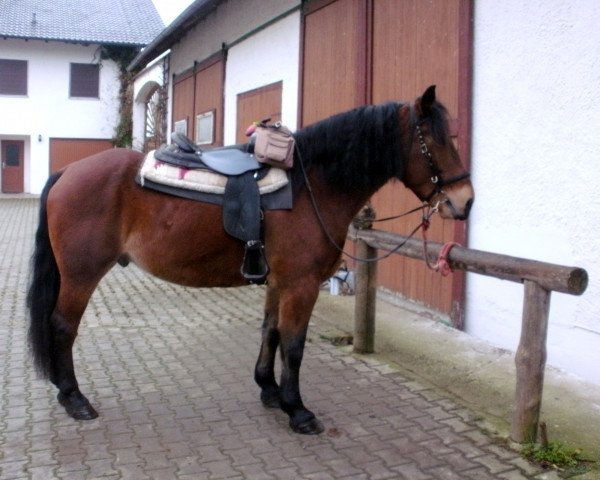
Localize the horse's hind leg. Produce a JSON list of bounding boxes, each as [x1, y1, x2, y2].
[[254, 286, 281, 408], [51, 280, 99, 420]]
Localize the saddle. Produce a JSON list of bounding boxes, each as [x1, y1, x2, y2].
[[137, 132, 293, 284], [157, 133, 261, 175]]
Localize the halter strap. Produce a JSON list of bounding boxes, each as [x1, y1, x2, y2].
[[415, 122, 471, 202]]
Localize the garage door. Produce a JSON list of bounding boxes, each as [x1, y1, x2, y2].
[[49, 138, 113, 173]]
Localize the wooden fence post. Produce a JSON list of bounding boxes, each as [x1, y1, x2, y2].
[[353, 238, 377, 354], [512, 280, 552, 443]]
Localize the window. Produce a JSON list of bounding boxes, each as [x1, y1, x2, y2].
[[5, 144, 20, 166], [70, 63, 100, 98], [195, 111, 215, 145], [0, 59, 27, 95], [174, 119, 188, 136]]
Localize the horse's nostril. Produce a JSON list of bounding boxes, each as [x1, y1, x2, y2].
[[464, 198, 474, 218]]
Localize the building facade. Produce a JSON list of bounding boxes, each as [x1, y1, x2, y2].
[[130, 0, 600, 385], [0, 0, 163, 194]]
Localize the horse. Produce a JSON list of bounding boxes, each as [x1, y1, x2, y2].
[[27, 85, 474, 435]]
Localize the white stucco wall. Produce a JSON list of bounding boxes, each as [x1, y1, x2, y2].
[[165, 0, 300, 143], [468, 0, 600, 384], [0, 39, 120, 193], [223, 11, 300, 144], [168, 0, 299, 77]]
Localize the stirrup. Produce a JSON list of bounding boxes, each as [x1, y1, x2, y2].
[[241, 240, 270, 284]]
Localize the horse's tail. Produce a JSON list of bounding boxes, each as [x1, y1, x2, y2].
[[26, 172, 63, 380]]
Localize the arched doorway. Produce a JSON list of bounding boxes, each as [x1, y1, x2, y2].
[[144, 86, 166, 152]]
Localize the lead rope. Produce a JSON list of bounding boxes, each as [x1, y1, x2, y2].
[[421, 213, 460, 276]]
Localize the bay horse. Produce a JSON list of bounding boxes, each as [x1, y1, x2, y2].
[[27, 86, 473, 435]]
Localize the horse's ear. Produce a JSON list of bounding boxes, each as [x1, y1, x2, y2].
[[417, 85, 436, 117]]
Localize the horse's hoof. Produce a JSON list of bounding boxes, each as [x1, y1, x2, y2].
[[58, 391, 99, 420], [290, 415, 324, 435], [260, 389, 281, 409]]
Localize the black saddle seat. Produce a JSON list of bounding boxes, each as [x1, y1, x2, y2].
[[156, 132, 261, 176]]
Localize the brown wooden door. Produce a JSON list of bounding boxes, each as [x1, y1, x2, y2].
[[194, 55, 225, 147], [172, 74, 194, 137], [172, 53, 225, 147], [301, 0, 473, 325], [369, 0, 468, 321], [1, 140, 24, 193], [236, 81, 282, 144], [49, 139, 113, 173], [301, 0, 369, 261], [301, 0, 367, 126]]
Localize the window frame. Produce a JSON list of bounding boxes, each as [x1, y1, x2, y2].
[[195, 110, 215, 146], [0, 59, 28, 96], [173, 119, 188, 136], [69, 62, 100, 99]]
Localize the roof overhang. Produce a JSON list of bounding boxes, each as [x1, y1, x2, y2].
[[127, 0, 222, 72], [1, 34, 145, 47]]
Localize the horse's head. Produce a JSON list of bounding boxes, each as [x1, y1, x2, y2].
[[403, 86, 474, 220]]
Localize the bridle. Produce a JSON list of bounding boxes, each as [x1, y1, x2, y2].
[[415, 122, 471, 203]]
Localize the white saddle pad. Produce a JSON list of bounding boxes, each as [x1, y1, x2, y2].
[[139, 150, 289, 195]]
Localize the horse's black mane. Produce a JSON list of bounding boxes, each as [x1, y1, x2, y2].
[[292, 102, 404, 195], [291, 100, 451, 196]]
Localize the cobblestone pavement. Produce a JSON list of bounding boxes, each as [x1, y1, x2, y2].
[[0, 198, 552, 479]]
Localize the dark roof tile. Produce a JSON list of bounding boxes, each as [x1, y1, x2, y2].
[[0, 0, 164, 45]]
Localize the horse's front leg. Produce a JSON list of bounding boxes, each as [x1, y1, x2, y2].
[[254, 285, 281, 408], [278, 284, 324, 435]]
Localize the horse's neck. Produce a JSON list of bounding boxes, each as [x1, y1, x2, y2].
[[304, 173, 373, 235]]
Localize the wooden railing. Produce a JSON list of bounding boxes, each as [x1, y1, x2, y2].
[[348, 222, 588, 444]]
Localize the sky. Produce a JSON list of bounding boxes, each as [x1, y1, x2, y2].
[[152, 0, 196, 26]]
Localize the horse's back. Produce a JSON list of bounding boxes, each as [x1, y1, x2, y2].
[[51, 148, 142, 193]]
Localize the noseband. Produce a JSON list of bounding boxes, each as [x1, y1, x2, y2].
[[415, 123, 471, 202]]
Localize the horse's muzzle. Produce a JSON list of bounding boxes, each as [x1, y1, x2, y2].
[[439, 193, 474, 221]]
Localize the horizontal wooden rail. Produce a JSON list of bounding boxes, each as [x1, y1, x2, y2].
[[348, 224, 589, 444], [349, 226, 588, 295]]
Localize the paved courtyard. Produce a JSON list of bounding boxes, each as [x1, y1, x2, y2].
[[0, 198, 552, 479]]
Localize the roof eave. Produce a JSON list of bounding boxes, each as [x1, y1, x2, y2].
[[1, 34, 147, 47], [127, 0, 223, 72]]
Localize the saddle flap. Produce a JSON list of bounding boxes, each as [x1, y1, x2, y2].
[[222, 172, 261, 242]]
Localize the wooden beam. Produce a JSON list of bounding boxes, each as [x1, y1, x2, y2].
[[350, 227, 588, 296], [353, 239, 377, 354], [512, 280, 552, 443]]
